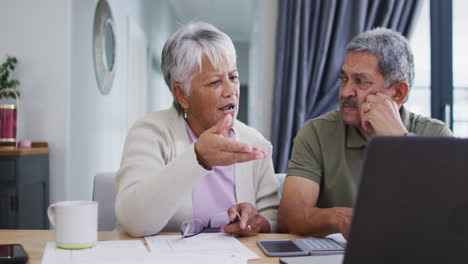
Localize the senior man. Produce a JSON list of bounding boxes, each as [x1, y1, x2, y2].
[[278, 28, 452, 238]]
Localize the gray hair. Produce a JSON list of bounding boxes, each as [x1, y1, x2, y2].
[[346, 27, 414, 101], [161, 22, 237, 114]]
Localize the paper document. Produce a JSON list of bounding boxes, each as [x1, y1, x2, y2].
[[145, 233, 259, 260], [41, 234, 258, 264], [41, 240, 150, 264], [148, 253, 247, 264]]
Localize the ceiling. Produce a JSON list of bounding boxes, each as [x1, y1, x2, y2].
[[168, 0, 256, 42]]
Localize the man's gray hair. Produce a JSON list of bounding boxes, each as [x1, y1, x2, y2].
[[161, 22, 237, 114], [346, 27, 414, 99]]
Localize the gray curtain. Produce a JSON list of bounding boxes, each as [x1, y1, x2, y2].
[[271, 0, 422, 173]]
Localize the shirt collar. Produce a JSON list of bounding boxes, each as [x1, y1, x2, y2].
[[184, 119, 236, 144], [399, 105, 411, 129], [345, 105, 410, 149], [346, 125, 366, 149]]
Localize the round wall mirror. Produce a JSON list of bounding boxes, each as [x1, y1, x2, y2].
[[104, 21, 115, 72], [93, 0, 116, 95]]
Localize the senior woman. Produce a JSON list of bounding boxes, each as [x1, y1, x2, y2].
[[115, 22, 279, 237]]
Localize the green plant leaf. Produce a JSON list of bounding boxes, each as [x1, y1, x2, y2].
[[0, 56, 19, 92], [8, 80, 19, 88]]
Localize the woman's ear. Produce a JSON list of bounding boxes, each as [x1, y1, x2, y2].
[[173, 83, 189, 109], [391, 81, 409, 106]]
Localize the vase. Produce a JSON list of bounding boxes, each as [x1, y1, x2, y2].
[[0, 104, 17, 142]]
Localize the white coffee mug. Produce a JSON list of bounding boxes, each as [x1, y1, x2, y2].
[[47, 200, 98, 249]]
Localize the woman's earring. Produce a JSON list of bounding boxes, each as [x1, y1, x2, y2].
[[184, 109, 187, 119]]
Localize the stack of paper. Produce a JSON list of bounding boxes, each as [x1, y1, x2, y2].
[[145, 233, 259, 264], [41, 240, 151, 264], [41, 233, 258, 264]]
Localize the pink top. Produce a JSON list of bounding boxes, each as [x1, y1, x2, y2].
[[185, 120, 237, 228]]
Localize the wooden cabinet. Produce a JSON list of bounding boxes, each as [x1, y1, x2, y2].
[[0, 142, 50, 229]]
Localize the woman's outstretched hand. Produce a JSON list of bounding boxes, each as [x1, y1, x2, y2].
[[194, 115, 266, 170]]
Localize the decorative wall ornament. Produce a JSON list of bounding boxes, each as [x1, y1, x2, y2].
[[93, 0, 116, 95]]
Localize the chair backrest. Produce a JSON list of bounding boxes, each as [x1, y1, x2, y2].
[[275, 173, 287, 199], [92, 172, 116, 231]]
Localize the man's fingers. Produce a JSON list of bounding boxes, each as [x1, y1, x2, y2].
[[365, 93, 379, 103], [366, 93, 388, 104], [376, 92, 391, 101]]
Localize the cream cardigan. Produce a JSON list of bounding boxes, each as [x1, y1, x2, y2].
[[115, 106, 280, 237]]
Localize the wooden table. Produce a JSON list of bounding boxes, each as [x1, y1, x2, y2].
[[0, 230, 301, 264]]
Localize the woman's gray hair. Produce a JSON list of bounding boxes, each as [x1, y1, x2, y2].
[[346, 27, 414, 100], [161, 22, 237, 114]]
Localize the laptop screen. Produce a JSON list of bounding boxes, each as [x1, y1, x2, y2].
[[344, 136, 468, 264]]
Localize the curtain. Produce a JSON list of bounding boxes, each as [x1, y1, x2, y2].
[[271, 0, 422, 173]]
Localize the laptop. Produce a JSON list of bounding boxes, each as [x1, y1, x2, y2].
[[343, 136, 468, 264], [281, 136, 468, 264]]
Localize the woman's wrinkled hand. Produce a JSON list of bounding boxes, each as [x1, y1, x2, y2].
[[194, 115, 266, 170], [220, 203, 270, 236]]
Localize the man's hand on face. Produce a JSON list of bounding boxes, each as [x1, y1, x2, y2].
[[360, 93, 408, 136]]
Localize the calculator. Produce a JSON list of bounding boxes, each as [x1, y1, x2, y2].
[[257, 237, 345, 257]]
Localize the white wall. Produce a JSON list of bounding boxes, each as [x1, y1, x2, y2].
[[70, 0, 128, 201], [233, 42, 250, 86], [249, 0, 278, 140], [143, 0, 175, 113], [0, 0, 72, 203], [70, 0, 176, 200]]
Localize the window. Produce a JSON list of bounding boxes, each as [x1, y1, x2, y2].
[[453, 0, 468, 136], [405, 0, 431, 118], [406, 0, 468, 137]]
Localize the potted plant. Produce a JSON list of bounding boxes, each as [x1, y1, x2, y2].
[[0, 56, 20, 143]]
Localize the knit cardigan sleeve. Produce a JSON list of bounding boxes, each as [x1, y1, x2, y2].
[[114, 113, 210, 237], [247, 132, 280, 232]]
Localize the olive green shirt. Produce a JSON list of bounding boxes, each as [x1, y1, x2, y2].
[[287, 106, 453, 208]]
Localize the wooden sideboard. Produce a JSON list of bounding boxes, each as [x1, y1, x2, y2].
[[0, 142, 50, 229]]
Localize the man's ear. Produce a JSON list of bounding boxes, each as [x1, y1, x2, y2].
[[173, 83, 189, 109], [391, 81, 409, 106]]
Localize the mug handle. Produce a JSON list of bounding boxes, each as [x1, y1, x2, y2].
[[47, 204, 57, 227]]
